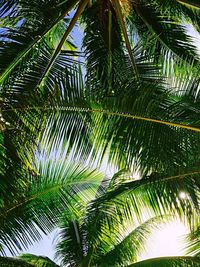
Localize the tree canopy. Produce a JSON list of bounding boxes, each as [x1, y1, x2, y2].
[[0, 0, 200, 266]]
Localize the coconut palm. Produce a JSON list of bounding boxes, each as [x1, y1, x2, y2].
[[1, 58, 200, 259], [0, 139, 104, 255], [1, 168, 200, 266], [1, 0, 200, 173], [1, 124, 200, 254], [0, 0, 199, 88], [1, 254, 200, 267], [1, 0, 200, 265]]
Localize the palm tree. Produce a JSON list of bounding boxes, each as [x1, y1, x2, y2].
[[1, 66, 199, 253], [1, 254, 200, 267], [0, 141, 104, 255], [1, 0, 200, 172], [1, 0, 199, 86], [1, 0, 200, 265], [1, 169, 200, 266]]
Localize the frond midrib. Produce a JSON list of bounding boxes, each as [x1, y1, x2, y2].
[[3, 105, 200, 133]]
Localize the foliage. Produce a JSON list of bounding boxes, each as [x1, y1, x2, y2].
[[0, 0, 200, 266]]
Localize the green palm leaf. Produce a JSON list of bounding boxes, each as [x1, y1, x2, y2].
[[19, 254, 59, 267], [55, 217, 86, 267], [0, 0, 78, 82], [3, 54, 200, 172], [0, 144, 103, 254], [186, 226, 200, 256], [0, 254, 59, 267], [128, 256, 200, 267], [129, 2, 198, 62], [0, 256, 34, 267], [97, 217, 165, 267]]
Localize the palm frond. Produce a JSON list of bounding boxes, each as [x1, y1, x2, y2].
[[98, 216, 166, 267], [55, 217, 86, 267], [85, 168, 200, 258], [0, 145, 103, 255], [129, 1, 199, 63], [128, 256, 200, 267], [19, 254, 59, 267], [0, 256, 34, 267], [1, 23, 79, 102], [127, 2, 200, 81], [0, 0, 78, 82], [186, 226, 200, 256], [3, 51, 200, 173]]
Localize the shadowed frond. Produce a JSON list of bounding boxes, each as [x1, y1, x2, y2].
[[0, 254, 59, 267], [19, 254, 59, 267], [0, 0, 78, 82], [0, 256, 34, 266], [128, 256, 200, 267], [55, 217, 86, 267]]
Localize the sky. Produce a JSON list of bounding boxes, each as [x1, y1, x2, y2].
[[187, 24, 200, 54], [139, 220, 189, 261]]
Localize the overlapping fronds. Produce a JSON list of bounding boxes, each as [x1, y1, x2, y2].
[[0, 141, 103, 255], [96, 217, 164, 266], [3, 43, 200, 173], [128, 256, 200, 267], [1, 0, 200, 265], [0, 0, 78, 82], [186, 226, 200, 256], [1, 0, 200, 174], [54, 167, 200, 266]]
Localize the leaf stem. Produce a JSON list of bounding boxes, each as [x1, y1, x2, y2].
[[3, 105, 200, 133], [37, 0, 89, 89], [111, 0, 139, 79], [0, 1, 79, 82]]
